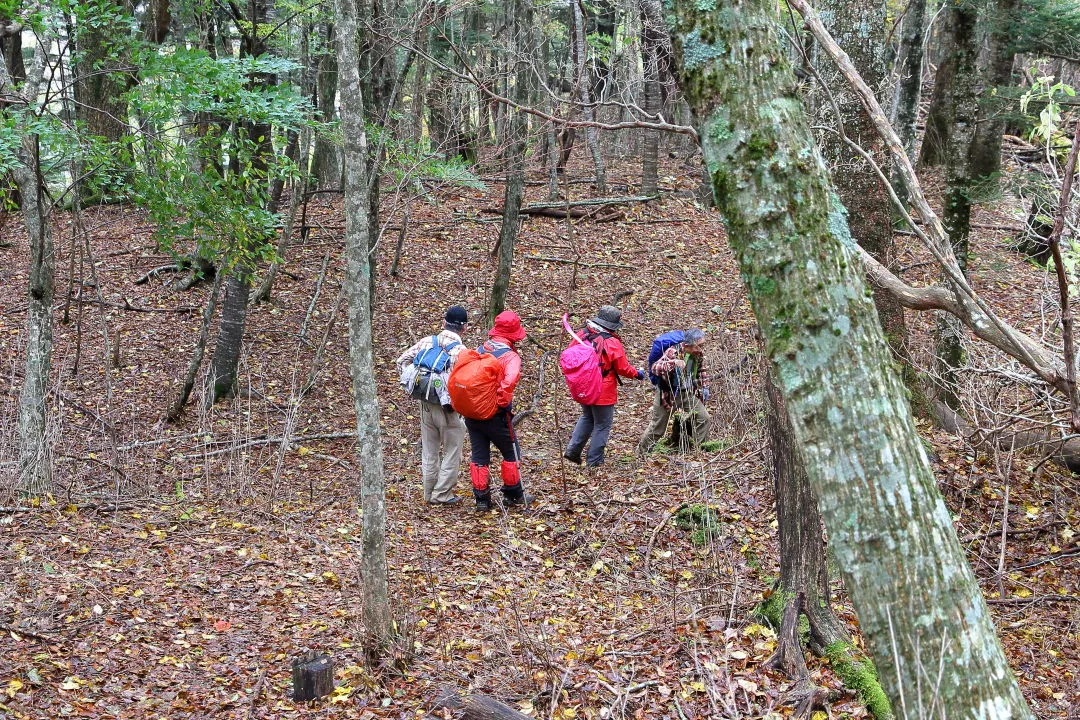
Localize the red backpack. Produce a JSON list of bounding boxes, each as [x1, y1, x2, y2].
[[448, 345, 511, 420], [559, 314, 605, 405]]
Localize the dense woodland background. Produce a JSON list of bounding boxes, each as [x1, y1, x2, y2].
[[1, 0, 1079, 717]]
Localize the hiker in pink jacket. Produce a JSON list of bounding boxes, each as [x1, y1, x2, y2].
[[563, 306, 646, 467]]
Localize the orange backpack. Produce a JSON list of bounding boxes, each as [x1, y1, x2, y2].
[[448, 345, 510, 420]]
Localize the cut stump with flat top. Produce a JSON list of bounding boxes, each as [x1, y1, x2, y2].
[[292, 652, 334, 701]]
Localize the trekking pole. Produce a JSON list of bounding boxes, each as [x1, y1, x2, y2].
[[552, 387, 571, 507]]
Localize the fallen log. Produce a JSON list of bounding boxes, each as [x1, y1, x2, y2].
[[431, 690, 531, 720]]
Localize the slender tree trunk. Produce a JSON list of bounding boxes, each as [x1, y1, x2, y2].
[[934, 0, 980, 409], [166, 272, 224, 420], [72, 0, 134, 142], [572, 0, 606, 193], [671, 0, 1033, 716], [640, 0, 661, 196], [313, 23, 342, 190], [207, 272, 250, 401], [16, 134, 54, 495], [888, 0, 925, 210], [488, 0, 529, 323], [3, 44, 53, 495], [969, 0, 1019, 182], [334, 0, 392, 651]]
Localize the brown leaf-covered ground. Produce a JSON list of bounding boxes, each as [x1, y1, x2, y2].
[[1, 158, 1078, 719]]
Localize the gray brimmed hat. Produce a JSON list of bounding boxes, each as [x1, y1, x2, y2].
[[591, 305, 624, 332]]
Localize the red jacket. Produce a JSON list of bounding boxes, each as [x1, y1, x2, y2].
[[481, 337, 522, 409], [582, 329, 638, 406]]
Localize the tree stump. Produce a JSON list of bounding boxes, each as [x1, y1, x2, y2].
[[292, 652, 334, 701]]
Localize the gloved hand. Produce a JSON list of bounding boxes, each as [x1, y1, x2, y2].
[[636, 368, 647, 381], [442, 403, 455, 413], [702, 388, 711, 402]]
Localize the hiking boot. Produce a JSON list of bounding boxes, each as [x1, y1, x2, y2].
[[504, 492, 535, 507], [563, 450, 583, 465], [428, 496, 462, 506], [473, 489, 493, 511]]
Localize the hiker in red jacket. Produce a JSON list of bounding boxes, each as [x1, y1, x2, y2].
[[563, 306, 646, 467], [465, 310, 533, 511]]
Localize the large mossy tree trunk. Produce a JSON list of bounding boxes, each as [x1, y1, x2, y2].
[[334, 0, 392, 651], [670, 0, 1033, 716], [813, 0, 919, 411], [763, 368, 847, 648], [488, 0, 529, 324]]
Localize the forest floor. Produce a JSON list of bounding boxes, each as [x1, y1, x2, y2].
[[1, 157, 1078, 719]]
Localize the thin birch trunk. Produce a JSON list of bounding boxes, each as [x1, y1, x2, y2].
[[334, 0, 392, 651], [671, 0, 1033, 716]]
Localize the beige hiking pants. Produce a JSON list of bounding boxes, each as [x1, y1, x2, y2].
[[420, 403, 466, 502]]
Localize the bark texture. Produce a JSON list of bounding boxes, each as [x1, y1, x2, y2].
[[919, 0, 976, 169], [73, 0, 134, 141], [334, 0, 392, 649], [572, 0, 606, 193], [488, 0, 529, 323], [969, 0, 1020, 182], [671, 0, 1033, 716], [813, 0, 914, 404], [3, 44, 54, 494], [935, 0, 980, 409]]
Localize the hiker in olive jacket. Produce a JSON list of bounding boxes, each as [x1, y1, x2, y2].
[[563, 306, 646, 467]]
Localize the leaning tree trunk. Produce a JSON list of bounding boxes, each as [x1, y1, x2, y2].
[[813, 0, 919, 410], [335, 0, 392, 651], [671, 0, 1034, 716], [934, 0, 980, 409], [763, 367, 848, 648], [488, 0, 529, 324], [572, 0, 606, 193], [887, 0, 925, 210], [968, 0, 1020, 182]]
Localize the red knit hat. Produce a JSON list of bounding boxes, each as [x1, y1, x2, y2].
[[489, 310, 526, 342]]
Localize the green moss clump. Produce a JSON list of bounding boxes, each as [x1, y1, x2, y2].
[[824, 641, 894, 720], [753, 588, 792, 629], [675, 504, 723, 546]]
